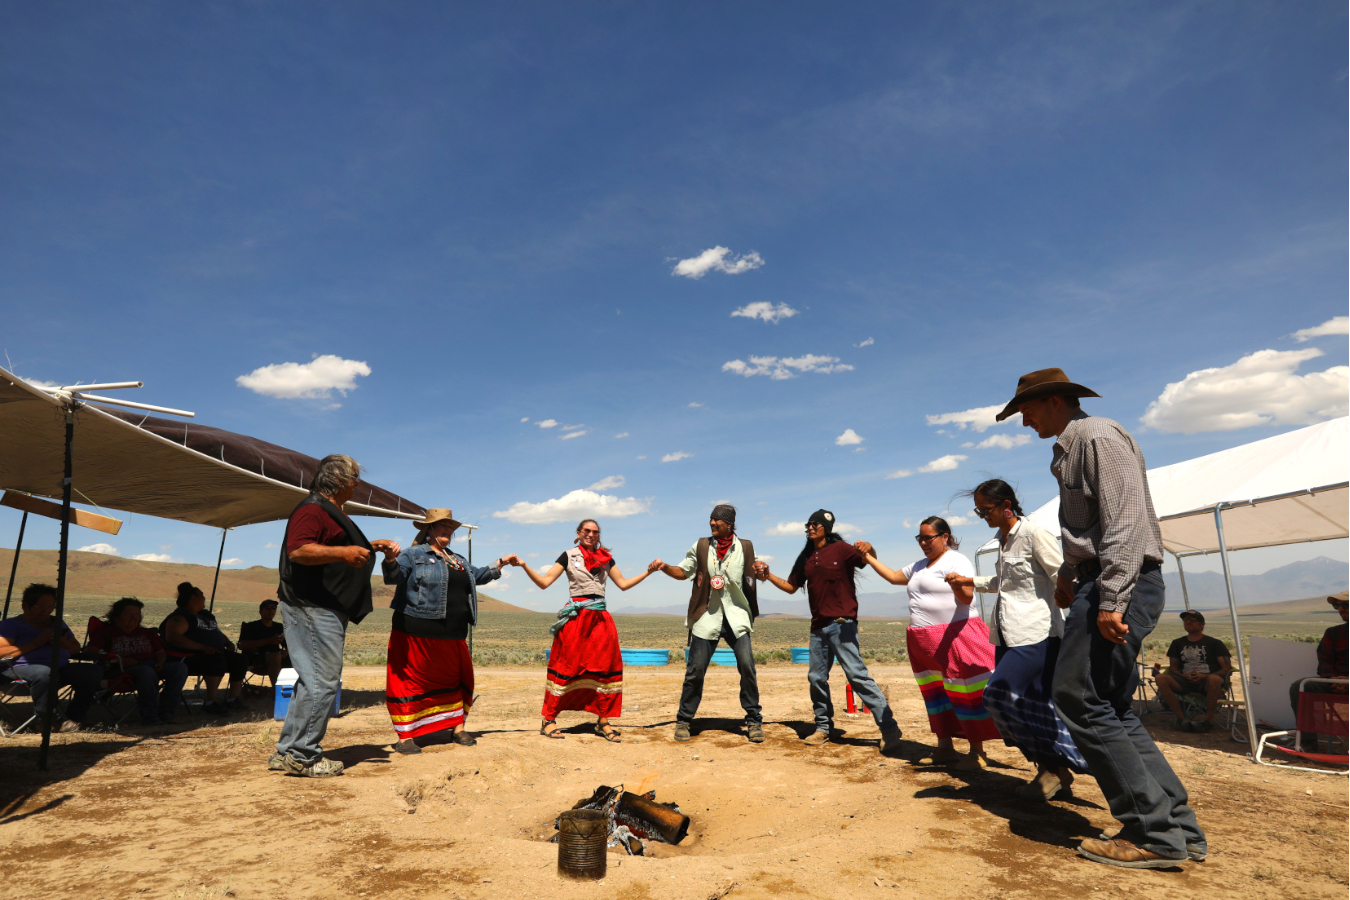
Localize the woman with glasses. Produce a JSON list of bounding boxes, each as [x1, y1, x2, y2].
[[520, 519, 654, 741], [944, 480, 1087, 801], [860, 516, 999, 770]]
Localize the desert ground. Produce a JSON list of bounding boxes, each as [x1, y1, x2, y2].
[[1, 657, 1346, 900]]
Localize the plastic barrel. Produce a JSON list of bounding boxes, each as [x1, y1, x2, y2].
[[620, 648, 670, 667], [557, 809, 608, 880], [711, 648, 737, 667], [790, 646, 810, 664]]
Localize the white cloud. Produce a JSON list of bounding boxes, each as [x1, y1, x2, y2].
[[756, 554, 775, 563], [536, 419, 559, 429], [919, 454, 968, 473], [835, 428, 864, 446], [672, 246, 765, 279], [636, 455, 647, 460], [236, 354, 371, 399], [974, 433, 1033, 450], [264, 541, 279, 549], [1140, 348, 1349, 434], [960, 442, 974, 448], [722, 354, 854, 380], [131, 552, 174, 562], [562, 423, 586, 431], [885, 469, 913, 479], [925, 404, 1010, 433], [1292, 316, 1349, 343], [662, 451, 692, 462], [855, 337, 874, 348], [688, 402, 704, 408], [492, 490, 651, 525], [587, 475, 626, 491], [221, 558, 246, 566], [765, 521, 805, 536], [78, 543, 119, 555], [560, 430, 588, 440], [943, 515, 973, 527], [731, 302, 798, 325], [614, 432, 630, 438], [520, 417, 530, 423]]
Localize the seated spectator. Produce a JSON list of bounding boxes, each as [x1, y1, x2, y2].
[[238, 598, 289, 687], [160, 581, 247, 714], [89, 597, 190, 726], [1156, 610, 1231, 733], [1288, 591, 1348, 747], [0, 583, 102, 732]]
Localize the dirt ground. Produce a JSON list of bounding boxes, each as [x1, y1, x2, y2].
[[1, 664, 1345, 900]]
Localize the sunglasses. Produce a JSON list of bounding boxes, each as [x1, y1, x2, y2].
[[580, 528, 600, 535], [915, 534, 945, 544], [973, 506, 999, 518]]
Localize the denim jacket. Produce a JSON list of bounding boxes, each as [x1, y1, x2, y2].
[[383, 544, 500, 626]]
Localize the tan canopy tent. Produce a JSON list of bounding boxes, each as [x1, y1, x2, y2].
[[975, 417, 1349, 750], [0, 365, 425, 767]]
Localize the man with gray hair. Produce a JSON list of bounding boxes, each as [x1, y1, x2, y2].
[[648, 504, 764, 744], [270, 454, 401, 777]]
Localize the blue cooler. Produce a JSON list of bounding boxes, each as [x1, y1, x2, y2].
[[273, 669, 342, 721]]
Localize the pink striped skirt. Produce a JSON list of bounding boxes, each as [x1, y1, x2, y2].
[[907, 618, 1001, 743]]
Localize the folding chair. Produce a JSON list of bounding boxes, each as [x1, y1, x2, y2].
[[1256, 677, 1349, 775], [0, 660, 38, 737], [81, 618, 142, 728]]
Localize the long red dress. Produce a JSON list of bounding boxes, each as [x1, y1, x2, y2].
[[541, 546, 623, 719]]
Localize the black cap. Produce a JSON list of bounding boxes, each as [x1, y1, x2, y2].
[[260, 599, 279, 612], [1179, 610, 1204, 623], [807, 509, 836, 534], [710, 504, 737, 529]]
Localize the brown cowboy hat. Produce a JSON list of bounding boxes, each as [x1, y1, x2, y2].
[[413, 508, 462, 531], [1328, 590, 1348, 608], [995, 368, 1101, 422]]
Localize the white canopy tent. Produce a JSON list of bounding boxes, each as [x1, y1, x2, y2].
[[973, 417, 1349, 750]]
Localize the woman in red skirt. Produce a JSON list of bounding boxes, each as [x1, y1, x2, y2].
[[382, 508, 520, 754], [520, 518, 653, 741]]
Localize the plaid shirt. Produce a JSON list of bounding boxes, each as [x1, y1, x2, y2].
[[1317, 622, 1348, 678], [1051, 413, 1163, 614]]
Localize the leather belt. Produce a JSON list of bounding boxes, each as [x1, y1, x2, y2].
[[833, 617, 855, 624], [1074, 559, 1162, 581]]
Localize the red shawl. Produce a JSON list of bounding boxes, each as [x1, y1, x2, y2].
[[578, 544, 613, 572]]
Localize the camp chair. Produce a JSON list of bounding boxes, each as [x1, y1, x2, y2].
[[81, 618, 142, 728], [1174, 674, 1244, 736], [1255, 677, 1349, 775], [0, 660, 38, 737]]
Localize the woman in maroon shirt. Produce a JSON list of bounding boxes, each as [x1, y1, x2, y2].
[[758, 509, 903, 754], [91, 598, 190, 726]]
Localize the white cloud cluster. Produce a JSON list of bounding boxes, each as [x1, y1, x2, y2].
[[835, 429, 864, 446], [662, 451, 692, 462], [587, 475, 625, 491], [79, 543, 119, 555], [688, 402, 704, 408], [560, 431, 587, 440], [536, 419, 559, 429], [672, 246, 765, 279], [1140, 348, 1348, 434], [492, 490, 651, 525], [765, 521, 859, 537], [236, 354, 371, 399], [132, 552, 174, 562], [731, 302, 798, 324], [1292, 316, 1348, 343], [885, 469, 913, 480], [885, 453, 968, 479], [970, 433, 1032, 450], [856, 337, 874, 348], [221, 558, 246, 566], [614, 432, 629, 438], [722, 354, 853, 380], [925, 404, 1009, 433]]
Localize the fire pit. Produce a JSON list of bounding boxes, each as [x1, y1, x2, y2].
[[552, 784, 691, 856]]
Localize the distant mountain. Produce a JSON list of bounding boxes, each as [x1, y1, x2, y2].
[[1164, 556, 1347, 608]]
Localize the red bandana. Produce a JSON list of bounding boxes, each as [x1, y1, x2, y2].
[[715, 534, 736, 561], [578, 544, 613, 573]]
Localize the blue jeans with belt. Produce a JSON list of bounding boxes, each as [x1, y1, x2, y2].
[[276, 602, 348, 765], [1051, 567, 1204, 859], [678, 618, 761, 725], [808, 619, 897, 735]]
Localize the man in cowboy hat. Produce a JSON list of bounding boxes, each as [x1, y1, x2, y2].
[[1000, 368, 1205, 869], [270, 454, 402, 777], [1288, 590, 1348, 748], [648, 504, 765, 744]]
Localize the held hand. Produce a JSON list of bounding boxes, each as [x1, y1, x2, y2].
[[371, 539, 401, 560], [944, 573, 974, 588], [752, 560, 769, 580], [1097, 610, 1128, 644], [647, 559, 664, 574], [343, 546, 373, 568], [853, 541, 874, 558], [1054, 575, 1076, 609], [501, 554, 523, 567]]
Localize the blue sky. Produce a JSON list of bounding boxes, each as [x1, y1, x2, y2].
[[2, 2, 1346, 612]]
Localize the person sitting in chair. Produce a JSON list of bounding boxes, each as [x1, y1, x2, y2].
[[1288, 591, 1348, 748], [238, 599, 289, 688], [1157, 610, 1231, 733], [161, 582, 248, 714], [0, 583, 102, 732]]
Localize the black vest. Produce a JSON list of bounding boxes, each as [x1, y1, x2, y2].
[[276, 493, 376, 624]]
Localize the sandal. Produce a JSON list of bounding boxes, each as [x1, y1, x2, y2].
[[912, 747, 963, 766], [541, 719, 565, 739], [597, 722, 622, 743]]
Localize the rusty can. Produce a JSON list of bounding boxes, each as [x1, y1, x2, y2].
[[557, 809, 608, 880]]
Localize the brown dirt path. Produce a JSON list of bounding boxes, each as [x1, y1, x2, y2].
[[0, 664, 1345, 900]]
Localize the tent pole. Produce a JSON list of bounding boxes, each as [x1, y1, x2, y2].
[[1213, 505, 1260, 751], [3, 511, 28, 620], [1174, 552, 1192, 612], [39, 410, 74, 771], [208, 528, 227, 612]]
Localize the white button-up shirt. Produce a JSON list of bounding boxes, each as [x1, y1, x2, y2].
[[973, 519, 1064, 648], [679, 538, 754, 640]]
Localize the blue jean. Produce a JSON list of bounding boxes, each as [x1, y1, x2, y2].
[[1051, 568, 1204, 859], [276, 602, 348, 765], [678, 618, 761, 725], [12, 662, 102, 723], [808, 620, 897, 734], [124, 660, 189, 721]]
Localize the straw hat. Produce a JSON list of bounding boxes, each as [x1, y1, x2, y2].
[[1328, 590, 1348, 608], [414, 508, 462, 530], [995, 368, 1101, 422]]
